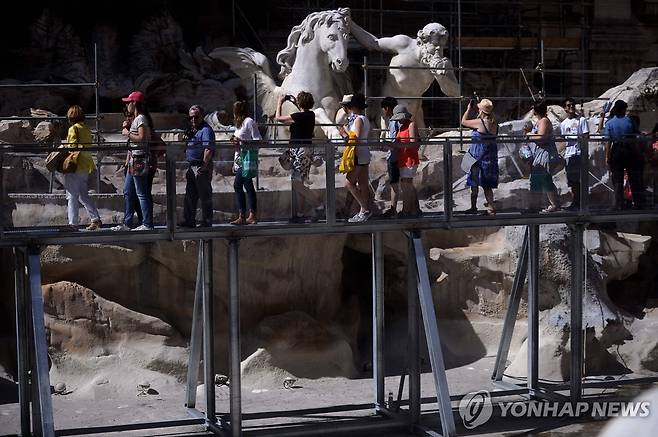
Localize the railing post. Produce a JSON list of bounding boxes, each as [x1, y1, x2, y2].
[[579, 135, 589, 214], [325, 140, 336, 225], [443, 140, 453, 222], [94, 43, 102, 194], [165, 145, 177, 239]]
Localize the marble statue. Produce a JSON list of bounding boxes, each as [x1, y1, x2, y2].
[[349, 21, 460, 136], [210, 8, 351, 139]]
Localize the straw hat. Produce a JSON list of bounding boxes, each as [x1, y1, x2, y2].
[[477, 98, 494, 114]]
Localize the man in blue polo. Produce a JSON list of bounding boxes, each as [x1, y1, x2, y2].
[[181, 104, 216, 227], [604, 100, 644, 209]]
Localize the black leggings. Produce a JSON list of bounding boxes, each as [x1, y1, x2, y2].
[[234, 171, 257, 214]]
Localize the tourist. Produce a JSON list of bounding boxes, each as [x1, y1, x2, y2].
[[604, 100, 645, 209], [340, 93, 372, 223], [112, 91, 154, 231], [275, 91, 324, 223], [525, 100, 560, 213], [63, 105, 101, 231], [560, 97, 589, 211], [230, 101, 259, 225], [461, 98, 499, 215], [179, 104, 216, 228], [391, 105, 421, 217], [380, 96, 401, 217]]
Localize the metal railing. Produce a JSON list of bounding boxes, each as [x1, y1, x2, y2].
[[1, 133, 657, 246]]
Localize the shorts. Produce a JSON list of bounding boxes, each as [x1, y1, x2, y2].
[[530, 171, 556, 193], [399, 165, 418, 179], [387, 158, 400, 184], [565, 155, 581, 186]]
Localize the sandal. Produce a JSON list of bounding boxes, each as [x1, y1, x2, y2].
[[540, 205, 560, 213], [485, 207, 496, 216]]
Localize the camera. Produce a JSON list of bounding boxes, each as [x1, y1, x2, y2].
[[469, 92, 480, 107], [284, 94, 295, 102]]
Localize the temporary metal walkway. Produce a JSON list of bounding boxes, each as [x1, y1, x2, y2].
[[6, 136, 658, 436]]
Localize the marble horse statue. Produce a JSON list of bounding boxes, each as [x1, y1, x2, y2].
[[210, 8, 351, 139]]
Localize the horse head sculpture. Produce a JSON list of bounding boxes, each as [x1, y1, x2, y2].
[[276, 8, 350, 79]]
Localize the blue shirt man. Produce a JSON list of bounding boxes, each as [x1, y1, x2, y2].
[[186, 109, 216, 163], [604, 116, 635, 142], [182, 105, 216, 227], [603, 99, 644, 209]]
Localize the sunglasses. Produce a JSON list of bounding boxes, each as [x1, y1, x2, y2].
[[565, 103, 576, 108]]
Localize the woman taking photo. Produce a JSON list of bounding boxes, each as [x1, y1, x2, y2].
[[230, 100, 260, 225], [275, 91, 324, 222], [461, 98, 499, 215], [63, 105, 102, 231]]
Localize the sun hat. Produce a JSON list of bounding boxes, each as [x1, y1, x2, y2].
[[390, 104, 412, 121], [121, 91, 145, 102], [477, 98, 494, 114]]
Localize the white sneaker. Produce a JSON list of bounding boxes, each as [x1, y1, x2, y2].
[[132, 224, 154, 231], [348, 211, 371, 223], [111, 224, 131, 231]]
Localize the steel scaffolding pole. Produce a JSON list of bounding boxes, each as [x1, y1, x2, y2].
[[202, 240, 216, 425], [407, 233, 421, 428], [492, 226, 529, 381], [570, 224, 585, 403], [14, 248, 30, 436], [27, 246, 55, 437], [527, 225, 540, 396], [411, 234, 456, 437], [371, 232, 385, 410], [185, 242, 205, 409], [228, 238, 242, 437]]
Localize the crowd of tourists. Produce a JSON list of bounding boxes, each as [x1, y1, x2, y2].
[[54, 89, 657, 231]]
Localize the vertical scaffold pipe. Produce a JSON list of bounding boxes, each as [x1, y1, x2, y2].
[[527, 225, 540, 395], [407, 233, 420, 426], [14, 249, 30, 435], [202, 240, 216, 423], [228, 239, 242, 437], [371, 232, 385, 409], [570, 224, 585, 403]]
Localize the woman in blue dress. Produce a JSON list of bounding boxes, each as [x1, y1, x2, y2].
[[461, 98, 499, 215]]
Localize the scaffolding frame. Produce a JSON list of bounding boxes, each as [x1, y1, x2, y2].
[[2, 2, 656, 436]]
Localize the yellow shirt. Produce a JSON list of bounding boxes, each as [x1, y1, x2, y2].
[[66, 122, 96, 174]]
